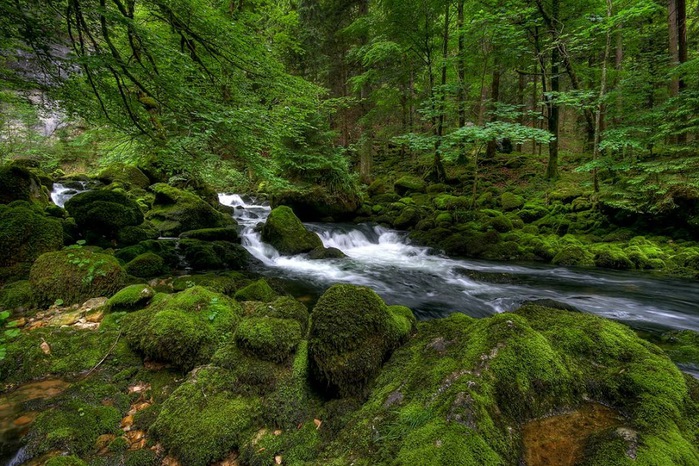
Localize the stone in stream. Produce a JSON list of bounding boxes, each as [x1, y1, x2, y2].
[[261, 206, 323, 255]]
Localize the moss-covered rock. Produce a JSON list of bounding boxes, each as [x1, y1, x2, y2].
[[0, 203, 63, 269], [394, 206, 421, 230], [500, 192, 525, 211], [114, 239, 179, 267], [123, 286, 242, 370], [592, 245, 634, 270], [394, 176, 426, 196], [235, 316, 303, 363], [270, 185, 361, 222], [178, 239, 249, 271], [149, 368, 261, 466], [29, 248, 127, 307], [0, 279, 34, 311], [0, 163, 50, 205], [96, 163, 150, 188], [25, 399, 122, 457], [116, 221, 160, 246], [249, 296, 309, 333], [64, 190, 144, 240], [171, 272, 242, 294], [106, 284, 155, 312], [552, 245, 594, 267], [308, 284, 415, 397], [234, 278, 276, 302], [146, 183, 236, 236], [261, 206, 322, 255], [179, 227, 239, 243], [125, 252, 166, 278], [659, 330, 699, 366], [322, 306, 699, 465], [45, 456, 88, 466], [0, 325, 140, 385], [307, 246, 347, 260]]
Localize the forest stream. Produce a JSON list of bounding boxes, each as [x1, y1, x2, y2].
[[220, 195, 699, 342]]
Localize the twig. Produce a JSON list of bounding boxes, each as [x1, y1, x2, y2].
[[84, 331, 122, 378]]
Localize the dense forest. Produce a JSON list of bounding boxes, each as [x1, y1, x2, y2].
[[1, 1, 699, 465]]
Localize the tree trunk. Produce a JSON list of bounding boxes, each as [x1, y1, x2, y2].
[[456, 0, 467, 163], [546, 1, 560, 180], [593, 0, 613, 193], [486, 66, 501, 159], [430, 2, 449, 183], [669, 0, 687, 144]]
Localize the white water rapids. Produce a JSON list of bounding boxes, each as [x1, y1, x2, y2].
[[219, 194, 699, 339]]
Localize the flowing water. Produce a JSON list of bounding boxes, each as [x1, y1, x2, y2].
[[220, 194, 699, 336], [50, 182, 90, 208]]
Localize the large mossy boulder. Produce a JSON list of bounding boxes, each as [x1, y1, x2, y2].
[[96, 163, 150, 188], [323, 305, 699, 465], [64, 190, 144, 239], [0, 203, 63, 270], [0, 163, 50, 205], [308, 284, 415, 397], [178, 239, 249, 271], [235, 316, 303, 363], [123, 286, 242, 370], [149, 368, 261, 466], [394, 176, 426, 196], [29, 249, 127, 307], [270, 186, 361, 222], [146, 184, 236, 236], [105, 284, 155, 312], [124, 252, 167, 278], [0, 280, 35, 311], [234, 278, 276, 302], [261, 206, 323, 255]]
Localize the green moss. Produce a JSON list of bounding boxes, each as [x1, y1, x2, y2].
[[146, 183, 236, 236], [64, 190, 144, 240], [394, 207, 421, 229], [25, 400, 121, 456], [387, 305, 417, 342], [261, 206, 323, 255], [481, 209, 513, 233], [30, 248, 127, 307], [96, 163, 150, 188], [394, 176, 426, 195], [125, 252, 166, 278], [116, 222, 160, 246], [433, 194, 470, 210], [150, 376, 261, 466], [45, 456, 89, 466], [123, 286, 241, 370], [0, 279, 34, 311], [179, 227, 239, 242], [171, 272, 242, 294], [500, 192, 524, 211], [114, 240, 179, 266], [552, 245, 594, 267], [308, 284, 408, 397], [124, 449, 159, 466], [592, 245, 634, 270], [0, 163, 50, 205], [0, 326, 140, 385], [235, 316, 302, 363], [0, 203, 63, 268], [106, 284, 155, 312], [234, 278, 276, 302], [250, 296, 309, 333], [659, 330, 699, 365], [178, 239, 250, 271]]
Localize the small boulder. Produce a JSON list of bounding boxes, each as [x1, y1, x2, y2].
[[96, 163, 150, 189], [394, 176, 426, 196], [308, 284, 415, 397], [64, 190, 144, 240], [106, 284, 156, 312], [125, 252, 167, 278], [261, 206, 322, 255], [146, 184, 236, 236], [0, 163, 50, 205], [30, 249, 127, 307], [235, 316, 303, 363], [234, 279, 276, 302], [0, 203, 63, 269]]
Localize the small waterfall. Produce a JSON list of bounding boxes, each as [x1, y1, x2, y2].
[[50, 181, 88, 207]]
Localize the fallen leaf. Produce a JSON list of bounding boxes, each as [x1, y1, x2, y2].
[[313, 419, 322, 430], [275, 455, 282, 464], [40, 339, 51, 355]]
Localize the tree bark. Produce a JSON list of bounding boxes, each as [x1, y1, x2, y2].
[[593, 0, 613, 193], [486, 66, 501, 159], [546, 0, 560, 179]]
